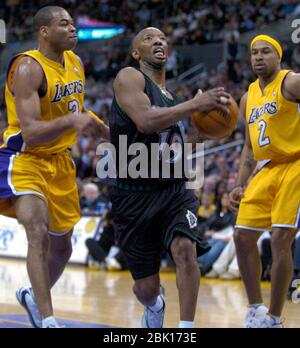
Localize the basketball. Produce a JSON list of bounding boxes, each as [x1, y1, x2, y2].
[[192, 96, 239, 139]]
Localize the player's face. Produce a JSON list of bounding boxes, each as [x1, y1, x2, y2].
[[46, 10, 78, 51], [134, 28, 168, 67], [251, 41, 279, 77]]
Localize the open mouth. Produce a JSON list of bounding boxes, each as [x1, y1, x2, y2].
[[153, 47, 166, 59], [255, 64, 265, 69]]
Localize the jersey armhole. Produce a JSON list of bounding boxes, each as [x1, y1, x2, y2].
[[112, 97, 131, 123], [280, 70, 298, 105], [6, 54, 47, 98]]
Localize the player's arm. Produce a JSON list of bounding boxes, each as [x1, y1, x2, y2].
[[114, 67, 231, 134], [282, 72, 300, 101], [13, 57, 94, 147], [76, 55, 110, 140], [229, 93, 256, 213], [236, 93, 256, 187]]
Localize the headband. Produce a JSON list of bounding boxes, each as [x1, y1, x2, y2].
[[250, 35, 282, 60]]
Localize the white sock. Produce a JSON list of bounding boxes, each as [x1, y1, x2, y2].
[[179, 320, 194, 328], [42, 316, 57, 328], [249, 303, 264, 309], [148, 295, 164, 312]]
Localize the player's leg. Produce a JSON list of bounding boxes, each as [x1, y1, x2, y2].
[[111, 185, 166, 328], [46, 152, 80, 288], [265, 159, 300, 324], [170, 235, 200, 324], [48, 229, 73, 288], [234, 228, 269, 327], [13, 195, 52, 319], [234, 166, 273, 326], [133, 273, 161, 306], [234, 228, 263, 304], [269, 227, 297, 317], [134, 274, 165, 328]]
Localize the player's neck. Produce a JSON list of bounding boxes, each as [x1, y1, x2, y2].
[[38, 46, 65, 67], [140, 62, 166, 89], [258, 69, 280, 91]]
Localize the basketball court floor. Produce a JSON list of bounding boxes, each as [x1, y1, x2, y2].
[[0, 258, 299, 328]]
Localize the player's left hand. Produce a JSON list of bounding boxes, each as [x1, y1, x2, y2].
[[229, 186, 244, 213]]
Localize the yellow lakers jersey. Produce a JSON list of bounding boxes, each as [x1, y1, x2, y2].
[[246, 69, 300, 163], [3, 49, 85, 155]]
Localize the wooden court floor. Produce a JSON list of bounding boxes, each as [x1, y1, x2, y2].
[[0, 258, 299, 328]]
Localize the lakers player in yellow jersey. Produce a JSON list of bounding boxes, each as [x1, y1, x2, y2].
[[0, 6, 109, 328], [229, 35, 300, 328]]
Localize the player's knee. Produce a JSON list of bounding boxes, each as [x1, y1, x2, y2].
[[51, 243, 72, 263], [171, 237, 197, 267], [21, 216, 48, 235], [234, 229, 255, 250], [49, 238, 73, 263], [26, 224, 49, 253], [133, 281, 160, 305], [271, 231, 295, 253]]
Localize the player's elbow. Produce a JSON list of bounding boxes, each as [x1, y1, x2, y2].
[[136, 119, 154, 134], [22, 130, 37, 147], [136, 116, 159, 134]]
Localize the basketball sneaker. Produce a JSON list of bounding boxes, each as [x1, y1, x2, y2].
[[42, 316, 65, 328], [244, 304, 268, 328], [141, 287, 165, 328], [255, 314, 284, 328], [16, 287, 42, 328]]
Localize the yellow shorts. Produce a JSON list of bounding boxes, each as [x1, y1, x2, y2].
[[236, 158, 300, 231], [0, 148, 80, 233]]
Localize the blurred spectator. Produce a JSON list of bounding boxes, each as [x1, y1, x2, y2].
[[166, 46, 179, 79], [224, 28, 241, 82], [197, 192, 236, 274], [86, 210, 127, 270], [198, 194, 216, 223], [80, 183, 107, 215], [205, 238, 240, 280]]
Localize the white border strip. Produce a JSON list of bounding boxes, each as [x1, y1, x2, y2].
[[235, 225, 268, 232], [272, 224, 298, 229], [48, 230, 70, 236], [5, 130, 22, 146], [295, 204, 300, 228], [272, 205, 300, 230], [8, 153, 46, 199]]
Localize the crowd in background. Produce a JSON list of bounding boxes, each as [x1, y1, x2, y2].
[[0, 0, 300, 290], [1, 0, 297, 43]]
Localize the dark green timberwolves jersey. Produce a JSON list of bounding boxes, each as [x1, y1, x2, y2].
[[110, 69, 187, 184]]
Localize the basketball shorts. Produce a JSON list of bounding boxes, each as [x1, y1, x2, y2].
[[0, 148, 80, 233], [236, 158, 300, 231], [112, 181, 210, 280]]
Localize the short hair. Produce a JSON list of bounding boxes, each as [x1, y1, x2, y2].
[[33, 6, 65, 32], [83, 183, 99, 193]]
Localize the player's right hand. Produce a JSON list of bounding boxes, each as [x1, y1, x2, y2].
[[72, 113, 98, 133], [193, 87, 231, 115], [229, 186, 244, 213]]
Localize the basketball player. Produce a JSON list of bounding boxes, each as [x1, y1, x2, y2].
[[110, 27, 232, 328], [229, 35, 300, 328], [0, 7, 108, 328]]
